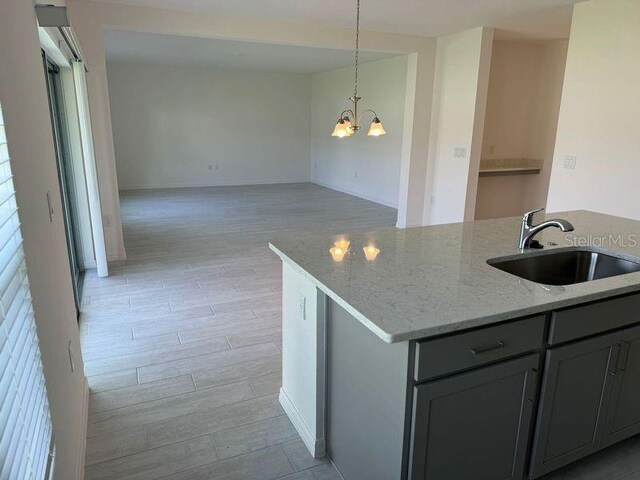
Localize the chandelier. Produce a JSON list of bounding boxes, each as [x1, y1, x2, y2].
[[331, 0, 386, 138]]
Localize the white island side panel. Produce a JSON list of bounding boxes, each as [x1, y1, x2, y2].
[[280, 261, 326, 457]]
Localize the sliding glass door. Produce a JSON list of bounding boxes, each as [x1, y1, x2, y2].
[[43, 52, 84, 313]]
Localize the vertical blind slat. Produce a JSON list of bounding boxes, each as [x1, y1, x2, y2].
[[0, 102, 53, 479]]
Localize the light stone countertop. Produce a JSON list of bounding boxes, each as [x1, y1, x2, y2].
[[269, 210, 640, 343]]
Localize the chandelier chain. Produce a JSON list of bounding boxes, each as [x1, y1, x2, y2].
[[354, 0, 360, 99]]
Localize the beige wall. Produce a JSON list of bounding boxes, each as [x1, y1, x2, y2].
[[475, 40, 568, 220], [107, 61, 312, 189], [423, 27, 494, 225], [396, 50, 437, 227], [0, 2, 87, 479], [66, 0, 436, 240], [547, 0, 640, 220], [310, 56, 409, 208]]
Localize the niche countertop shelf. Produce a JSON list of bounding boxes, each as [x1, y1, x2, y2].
[[479, 167, 541, 177], [479, 158, 543, 177]]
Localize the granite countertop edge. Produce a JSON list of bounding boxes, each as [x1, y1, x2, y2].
[[271, 241, 640, 343]]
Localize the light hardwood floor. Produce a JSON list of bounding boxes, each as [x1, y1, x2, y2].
[[80, 183, 397, 480]]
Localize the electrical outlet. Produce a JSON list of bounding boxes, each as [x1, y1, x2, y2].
[[208, 164, 213, 171], [298, 292, 306, 321], [103, 215, 112, 227], [453, 147, 467, 159], [564, 155, 577, 170]]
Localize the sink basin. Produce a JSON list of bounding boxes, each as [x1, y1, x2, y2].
[[488, 249, 640, 286]]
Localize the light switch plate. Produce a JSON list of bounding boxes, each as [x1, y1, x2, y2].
[[564, 155, 577, 170], [453, 147, 467, 159]]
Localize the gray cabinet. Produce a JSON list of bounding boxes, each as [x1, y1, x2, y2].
[[529, 331, 622, 478], [410, 354, 538, 480], [604, 325, 640, 447], [326, 300, 410, 480], [325, 293, 640, 480]]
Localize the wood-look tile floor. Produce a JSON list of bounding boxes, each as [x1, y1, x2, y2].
[[80, 182, 640, 480], [80, 183, 397, 480]]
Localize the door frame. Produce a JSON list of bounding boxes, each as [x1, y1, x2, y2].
[[43, 51, 84, 313]]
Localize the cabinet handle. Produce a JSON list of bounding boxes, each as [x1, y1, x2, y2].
[[470, 340, 505, 355], [618, 342, 632, 372], [608, 344, 621, 374]]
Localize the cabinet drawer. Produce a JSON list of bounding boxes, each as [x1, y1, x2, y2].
[[414, 316, 545, 382], [549, 293, 640, 344]]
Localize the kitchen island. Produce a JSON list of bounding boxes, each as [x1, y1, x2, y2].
[[269, 210, 640, 480]]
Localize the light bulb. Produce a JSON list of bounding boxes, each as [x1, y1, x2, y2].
[[343, 117, 353, 136], [367, 117, 386, 137], [363, 245, 380, 261], [329, 247, 347, 262], [331, 119, 349, 138], [334, 239, 350, 251]]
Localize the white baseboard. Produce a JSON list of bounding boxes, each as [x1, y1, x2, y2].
[[76, 379, 89, 480], [118, 179, 311, 191], [311, 179, 398, 209], [83, 258, 97, 269], [107, 250, 127, 263], [279, 388, 325, 458], [395, 219, 425, 229]]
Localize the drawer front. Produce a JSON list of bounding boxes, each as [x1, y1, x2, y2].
[[549, 293, 640, 345], [414, 316, 545, 382]]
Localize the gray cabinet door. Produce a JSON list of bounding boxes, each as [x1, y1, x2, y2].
[[529, 331, 622, 478], [410, 354, 539, 480], [603, 325, 640, 447]]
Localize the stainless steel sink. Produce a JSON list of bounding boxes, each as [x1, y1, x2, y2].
[[487, 249, 640, 286]]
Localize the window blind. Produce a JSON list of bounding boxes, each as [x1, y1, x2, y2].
[[0, 104, 54, 479]]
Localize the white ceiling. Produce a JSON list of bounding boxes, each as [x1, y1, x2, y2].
[[92, 0, 584, 40], [104, 30, 399, 73]]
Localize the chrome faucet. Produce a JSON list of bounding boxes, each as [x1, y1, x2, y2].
[[518, 208, 574, 249]]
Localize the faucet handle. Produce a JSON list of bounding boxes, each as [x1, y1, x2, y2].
[[523, 208, 544, 226]]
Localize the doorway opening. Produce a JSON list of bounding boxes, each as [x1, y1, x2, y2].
[[474, 37, 569, 220]]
